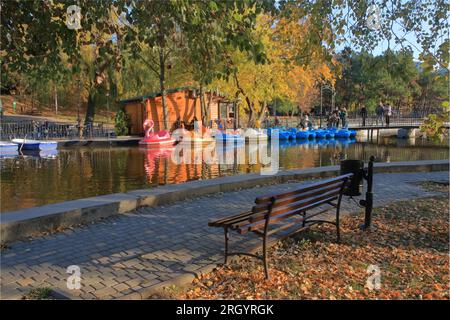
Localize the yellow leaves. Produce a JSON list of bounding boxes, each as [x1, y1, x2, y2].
[[211, 13, 335, 114]]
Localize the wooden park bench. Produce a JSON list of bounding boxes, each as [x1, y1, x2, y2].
[[208, 173, 353, 279]]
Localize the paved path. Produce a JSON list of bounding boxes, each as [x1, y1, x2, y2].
[[1, 171, 448, 299]]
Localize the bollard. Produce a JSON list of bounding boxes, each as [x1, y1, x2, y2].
[[359, 156, 375, 230], [340, 156, 375, 230], [340, 159, 364, 196]]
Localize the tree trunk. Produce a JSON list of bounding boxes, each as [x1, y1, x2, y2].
[[258, 102, 267, 122], [85, 90, 95, 125], [54, 85, 58, 115], [199, 85, 206, 124], [159, 49, 169, 130], [206, 91, 212, 127]]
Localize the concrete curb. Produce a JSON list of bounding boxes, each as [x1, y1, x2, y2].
[[1, 159, 448, 244]]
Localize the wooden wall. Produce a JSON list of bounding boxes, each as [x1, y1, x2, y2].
[[125, 90, 222, 135]]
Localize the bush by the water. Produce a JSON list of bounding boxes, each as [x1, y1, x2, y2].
[[115, 108, 130, 136]]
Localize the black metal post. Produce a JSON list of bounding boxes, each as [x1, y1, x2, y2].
[[360, 156, 375, 230]]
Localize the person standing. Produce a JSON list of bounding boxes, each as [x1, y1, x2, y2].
[[385, 103, 392, 127], [0, 98, 3, 122], [376, 102, 384, 126], [360, 105, 368, 127], [274, 116, 280, 127], [339, 107, 348, 128]]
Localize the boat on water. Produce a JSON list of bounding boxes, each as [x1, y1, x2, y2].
[[0, 141, 18, 151], [139, 119, 176, 148], [315, 129, 327, 139], [307, 130, 316, 139], [0, 141, 18, 158], [335, 129, 351, 138], [244, 128, 268, 141], [11, 139, 58, 150], [296, 130, 309, 139], [325, 130, 335, 139], [174, 128, 215, 144], [215, 130, 245, 143]]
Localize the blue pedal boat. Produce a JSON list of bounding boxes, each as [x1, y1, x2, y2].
[[336, 129, 351, 138], [315, 129, 327, 139], [12, 139, 58, 150], [215, 133, 245, 143], [296, 131, 309, 139], [307, 130, 316, 139], [0, 141, 19, 158]]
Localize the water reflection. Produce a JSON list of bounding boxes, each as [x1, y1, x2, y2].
[[0, 137, 448, 212]]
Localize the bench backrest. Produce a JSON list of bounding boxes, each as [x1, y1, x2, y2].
[[239, 174, 353, 233]]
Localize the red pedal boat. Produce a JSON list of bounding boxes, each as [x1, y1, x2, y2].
[[139, 119, 175, 147]]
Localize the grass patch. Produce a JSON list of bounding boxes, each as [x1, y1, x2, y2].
[[22, 287, 53, 300]]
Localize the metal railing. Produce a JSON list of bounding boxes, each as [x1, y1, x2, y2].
[[261, 114, 426, 129], [0, 121, 116, 140]]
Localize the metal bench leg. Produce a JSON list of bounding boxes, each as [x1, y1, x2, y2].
[[224, 227, 229, 265], [336, 207, 341, 243], [262, 230, 269, 280]]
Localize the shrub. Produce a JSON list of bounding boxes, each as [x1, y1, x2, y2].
[[115, 108, 130, 136]]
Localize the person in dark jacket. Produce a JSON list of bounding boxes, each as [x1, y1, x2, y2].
[[360, 105, 368, 126]]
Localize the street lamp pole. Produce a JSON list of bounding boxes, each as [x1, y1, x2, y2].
[[320, 84, 335, 128], [320, 87, 323, 128]]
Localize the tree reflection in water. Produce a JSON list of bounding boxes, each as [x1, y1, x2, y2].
[[0, 137, 447, 212]]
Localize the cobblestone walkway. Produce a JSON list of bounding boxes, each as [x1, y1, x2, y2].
[[1, 171, 448, 299]]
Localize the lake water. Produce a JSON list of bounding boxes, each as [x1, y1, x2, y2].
[[1, 137, 448, 212]]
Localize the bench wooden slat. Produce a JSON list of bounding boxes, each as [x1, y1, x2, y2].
[[237, 194, 339, 234], [251, 182, 343, 214], [254, 173, 353, 204], [208, 210, 253, 227], [244, 188, 341, 226]]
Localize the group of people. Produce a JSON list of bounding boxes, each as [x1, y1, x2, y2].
[[172, 116, 201, 132], [326, 108, 348, 129], [172, 117, 239, 133], [359, 102, 393, 127], [297, 113, 313, 130]]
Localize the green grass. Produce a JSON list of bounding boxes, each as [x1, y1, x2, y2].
[[22, 287, 53, 300]]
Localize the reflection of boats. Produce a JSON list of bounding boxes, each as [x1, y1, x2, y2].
[[279, 140, 293, 148], [335, 137, 356, 146], [141, 147, 174, 181], [39, 149, 59, 158], [12, 139, 58, 150], [19, 149, 59, 158], [139, 119, 175, 147]]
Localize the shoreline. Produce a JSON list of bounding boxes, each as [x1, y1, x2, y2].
[[1, 159, 448, 244]]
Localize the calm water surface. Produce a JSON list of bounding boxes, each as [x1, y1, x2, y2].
[[1, 137, 448, 212]]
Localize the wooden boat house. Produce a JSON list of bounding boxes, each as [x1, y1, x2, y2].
[[120, 87, 236, 135]]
